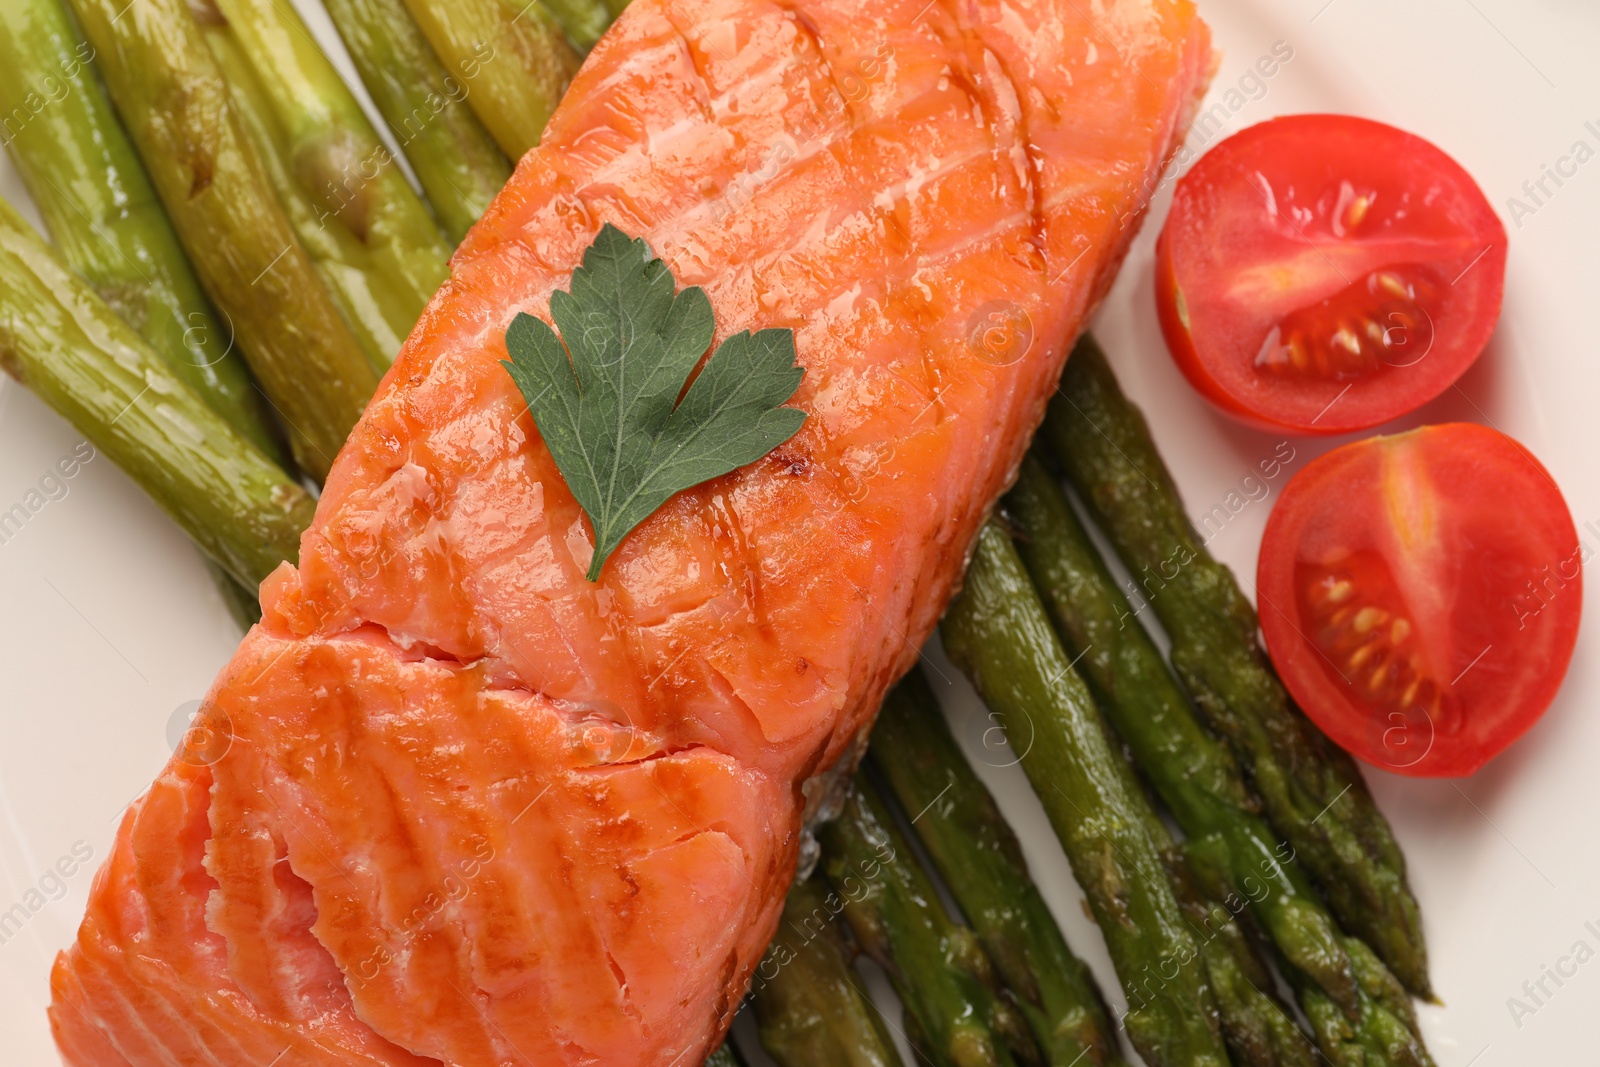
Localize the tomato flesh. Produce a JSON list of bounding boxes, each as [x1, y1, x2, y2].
[[1156, 115, 1507, 433], [1258, 423, 1581, 777], [1257, 265, 1440, 381], [1297, 550, 1454, 765]]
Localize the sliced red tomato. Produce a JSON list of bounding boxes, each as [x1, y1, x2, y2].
[[1257, 423, 1581, 777], [1156, 115, 1507, 434]]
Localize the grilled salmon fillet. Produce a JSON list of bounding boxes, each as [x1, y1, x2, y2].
[[51, 0, 1210, 1061]]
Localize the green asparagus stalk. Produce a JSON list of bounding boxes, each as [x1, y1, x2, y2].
[[1075, 637, 1312, 1067], [1, 0, 284, 620], [1006, 453, 1434, 1064], [1049, 655, 1303, 1067], [0, 199, 314, 587], [1292, 936, 1431, 1067], [202, 0, 450, 370], [64, 0, 379, 482], [321, 0, 513, 243], [819, 775, 1039, 1067], [1100, 659, 1312, 1067], [939, 521, 1228, 1067], [1007, 455, 1350, 998], [1160, 841, 1316, 1067], [400, 0, 581, 161], [753, 875, 907, 1067], [197, 18, 411, 373], [1042, 336, 1430, 999], [868, 672, 1125, 1067], [1035, 582, 1313, 1067], [535, 0, 611, 52], [0, 0, 284, 467]]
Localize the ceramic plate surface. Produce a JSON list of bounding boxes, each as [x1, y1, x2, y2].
[[2, 1, 1596, 1062]]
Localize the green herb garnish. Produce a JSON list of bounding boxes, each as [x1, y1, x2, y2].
[[502, 224, 806, 580]]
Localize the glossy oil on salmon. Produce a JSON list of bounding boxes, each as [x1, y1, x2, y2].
[[50, 0, 1211, 1062]]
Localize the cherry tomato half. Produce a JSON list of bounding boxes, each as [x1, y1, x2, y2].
[[1257, 423, 1581, 777], [1157, 115, 1507, 434]]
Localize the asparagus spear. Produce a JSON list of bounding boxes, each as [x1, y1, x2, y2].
[[819, 774, 1039, 1067], [1048, 607, 1311, 1067], [1043, 336, 1430, 998], [939, 522, 1227, 1067], [1037, 641, 1304, 1067], [1161, 841, 1316, 1067], [1007, 456, 1349, 997], [1290, 935, 1431, 1067], [64, 0, 379, 482], [0, 199, 315, 587], [321, 0, 513, 243], [204, 0, 450, 369], [1, 0, 284, 620], [400, 0, 581, 161], [537, 0, 611, 52], [753, 875, 907, 1067], [197, 16, 413, 372], [1007, 453, 1435, 1064], [868, 672, 1125, 1067], [1032, 563, 1314, 1067], [0, 0, 284, 466]]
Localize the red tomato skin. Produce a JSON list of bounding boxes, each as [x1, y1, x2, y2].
[[1155, 230, 1301, 434], [1157, 115, 1508, 435], [1257, 423, 1581, 777]]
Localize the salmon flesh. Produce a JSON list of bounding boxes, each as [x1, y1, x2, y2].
[[51, 0, 1210, 1062]]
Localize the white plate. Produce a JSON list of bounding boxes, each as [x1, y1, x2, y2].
[[2, 1, 1597, 1063]]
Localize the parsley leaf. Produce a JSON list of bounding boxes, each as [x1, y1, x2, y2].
[[502, 224, 806, 580]]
